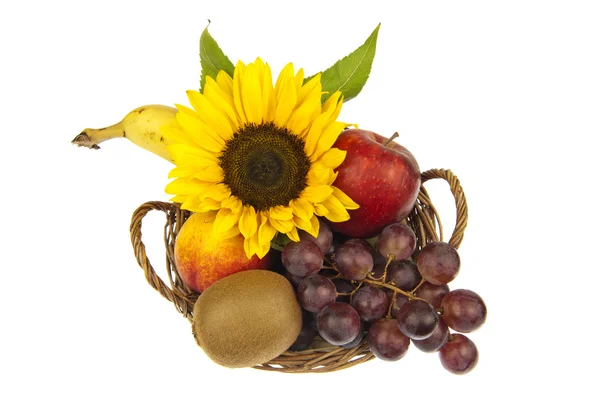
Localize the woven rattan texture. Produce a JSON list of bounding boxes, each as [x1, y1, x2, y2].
[[130, 168, 468, 373]]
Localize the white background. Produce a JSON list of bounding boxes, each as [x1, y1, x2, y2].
[[1, 0, 599, 397]]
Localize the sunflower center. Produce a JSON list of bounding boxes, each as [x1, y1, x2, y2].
[[218, 122, 310, 211]]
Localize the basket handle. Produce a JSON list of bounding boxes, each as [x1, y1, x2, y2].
[[128, 169, 467, 315], [130, 201, 195, 320], [420, 168, 468, 249]]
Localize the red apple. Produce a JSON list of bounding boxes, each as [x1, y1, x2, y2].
[[329, 129, 421, 238]]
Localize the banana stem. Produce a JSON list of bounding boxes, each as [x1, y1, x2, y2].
[[71, 121, 125, 150]]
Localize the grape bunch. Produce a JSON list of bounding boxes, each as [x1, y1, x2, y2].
[[279, 221, 487, 375]]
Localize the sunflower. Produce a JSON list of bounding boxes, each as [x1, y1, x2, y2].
[[164, 58, 359, 259]]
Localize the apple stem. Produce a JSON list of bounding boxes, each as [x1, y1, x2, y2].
[[384, 132, 400, 147]]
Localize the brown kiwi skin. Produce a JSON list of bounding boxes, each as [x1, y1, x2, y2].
[[192, 270, 302, 368]]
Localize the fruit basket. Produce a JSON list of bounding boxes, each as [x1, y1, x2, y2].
[[130, 168, 468, 373]]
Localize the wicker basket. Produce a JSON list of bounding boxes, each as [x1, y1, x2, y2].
[[130, 168, 468, 373]]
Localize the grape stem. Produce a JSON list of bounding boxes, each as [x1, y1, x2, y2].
[[366, 279, 416, 300], [410, 277, 426, 294], [386, 292, 397, 318], [380, 254, 395, 282], [348, 281, 365, 301], [330, 248, 421, 301]]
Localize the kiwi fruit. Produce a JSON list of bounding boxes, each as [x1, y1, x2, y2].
[[192, 269, 302, 368]]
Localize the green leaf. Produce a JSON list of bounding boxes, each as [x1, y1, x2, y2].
[[306, 24, 380, 103], [199, 24, 235, 92], [270, 233, 292, 252]]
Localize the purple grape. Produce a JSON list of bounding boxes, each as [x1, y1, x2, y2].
[[370, 254, 388, 280], [441, 289, 487, 333], [282, 240, 323, 277], [333, 279, 355, 304], [439, 334, 479, 375], [308, 311, 319, 331], [342, 323, 366, 349], [368, 319, 411, 361], [297, 275, 337, 313], [415, 282, 449, 309], [386, 259, 421, 291], [386, 291, 410, 318], [396, 299, 439, 340], [344, 238, 373, 253], [333, 279, 355, 293], [416, 242, 460, 285], [334, 243, 374, 280], [283, 270, 304, 288], [412, 317, 449, 353], [377, 222, 416, 260], [351, 286, 389, 322], [299, 222, 333, 255], [289, 314, 317, 351], [317, 302, 361, 346]]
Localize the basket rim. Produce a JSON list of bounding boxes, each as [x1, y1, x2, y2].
[[129, 168, 468, 373]]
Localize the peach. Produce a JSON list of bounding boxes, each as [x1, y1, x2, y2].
[[174, 212, 271, 293]]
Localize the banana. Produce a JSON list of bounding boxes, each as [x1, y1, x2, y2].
[[72, 104, 178, 163]]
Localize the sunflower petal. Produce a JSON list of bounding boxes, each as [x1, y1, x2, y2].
[[318, 148, 347, 169], [166, 143, 219, 166], [169, 195, 187, 204], [241, 61, 264, 124], [202, 77, 241, 134], [303, 112, 328, 157], [202, 183, 231, 202], [286, 226, 300, 242], [191, 165, 224, 183], [294, 68, 305, 91], [258, 212, 278, 249], [321, 195, 351, 222], [268, 212, 294, 233], [309, 214, 320, 238], [195, 198, 223, 212], [301, 185, 334, 204], [221, 225, 241, 240], [286, 75, 322, 135], [332, 186, 360, 210], [168, 164, 202, 179], [313, 203, 330, 217], [232, 61, 248, 124], [308, 92, 345, 161], [268, 205, 294, 220], [292, 216, 314, 236], [296, 73, 321, 105], [175, 108, 225, 152], [216, 70, 234, 97], [296, 214, 321, 238], [161, 125, 197, 147], [259, 61, 275, 122], [213, 207, 242, 237], [327, 170, 339, 185], [321, 90, 343, 116], [165, 178, 211, 195], [310, 121, 346, 162], [243, 236, 253, 259], [289, 198, 314, 222], [274, 64, 298, 127], [221, 196, 243, 212], [239, 206, 258, 238], [256, 238, 271, 259], [186, 90, 235, 140], [180, 195, 202, 211], [307, 162, 332, 186]]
